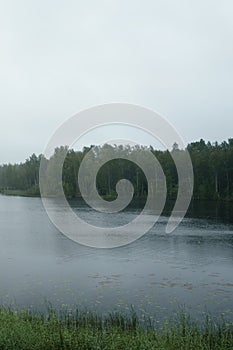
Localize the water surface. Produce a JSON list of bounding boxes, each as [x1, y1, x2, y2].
[[0, 195, 233, 321]]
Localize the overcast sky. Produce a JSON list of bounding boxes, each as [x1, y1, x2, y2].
[[0, 0, 233, 164]]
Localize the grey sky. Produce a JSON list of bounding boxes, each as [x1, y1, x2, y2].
[[0, 0, 233, 164]]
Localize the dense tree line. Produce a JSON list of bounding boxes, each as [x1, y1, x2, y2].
[[0, 139, 233, 201], [0, 153, 41, 196]]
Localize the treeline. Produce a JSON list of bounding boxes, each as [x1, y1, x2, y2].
[[0, 139, 233, 201]]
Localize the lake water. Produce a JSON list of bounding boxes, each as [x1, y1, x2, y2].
[[0, 194, 233, 322]]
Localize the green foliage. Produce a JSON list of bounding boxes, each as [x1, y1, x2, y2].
[[1, 139, 233, 201], [0, 307, 232, 350], [187, 139, 233, 200], [0, 153, 41, 196]]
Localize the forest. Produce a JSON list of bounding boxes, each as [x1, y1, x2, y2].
[[0, 138, 233, 201]]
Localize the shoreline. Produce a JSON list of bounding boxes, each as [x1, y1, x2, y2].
[[0, 306, 232, 349], [1, 189, 233, 204]]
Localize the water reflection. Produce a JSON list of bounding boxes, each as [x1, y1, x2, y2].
[[0, 195, 232, 321]]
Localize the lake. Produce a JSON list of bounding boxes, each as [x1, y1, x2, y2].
[[0, 194, 233, 322]]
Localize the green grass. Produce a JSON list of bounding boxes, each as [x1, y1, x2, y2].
[[0, 307, 232, 350], [0, 188, 40, 197]]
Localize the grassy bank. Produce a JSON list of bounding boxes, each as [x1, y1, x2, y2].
[[0, 307, 232, 350], [0, 188, 40, 197]]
